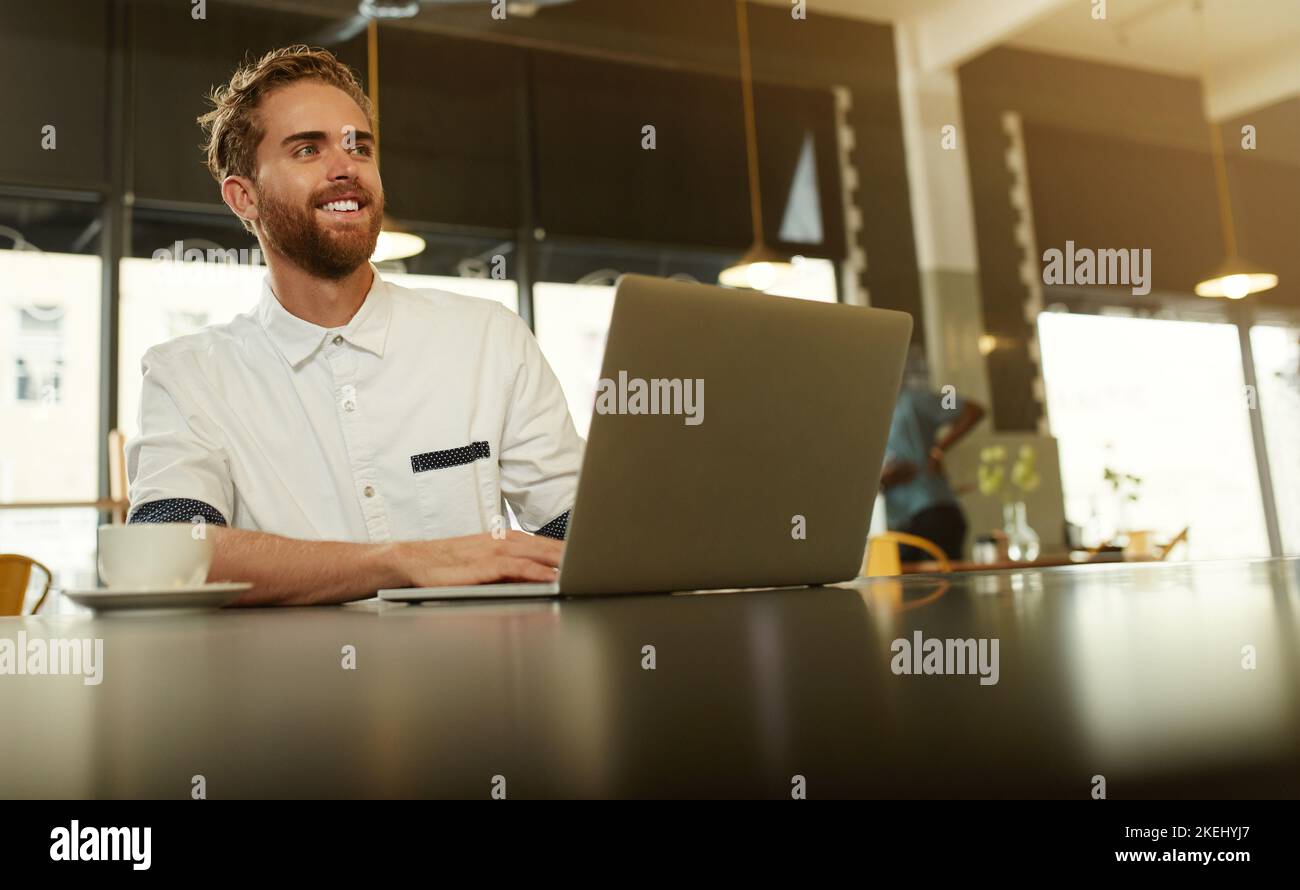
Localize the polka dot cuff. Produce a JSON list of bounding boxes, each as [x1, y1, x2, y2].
[[128, 497, 228, 527], [535, 509, 571, 541], [411, 441, 491, 474]]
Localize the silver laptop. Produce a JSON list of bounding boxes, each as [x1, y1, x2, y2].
[[379, 273, 911, 602]]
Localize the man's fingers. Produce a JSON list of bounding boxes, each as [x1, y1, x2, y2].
[[502, 533, 565, 566], [495, 557, 560, 582]]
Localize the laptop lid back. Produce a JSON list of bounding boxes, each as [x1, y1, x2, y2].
[[558, 274, 912, 595]]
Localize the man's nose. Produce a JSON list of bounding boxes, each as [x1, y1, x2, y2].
[[325, 145, 359, 180]]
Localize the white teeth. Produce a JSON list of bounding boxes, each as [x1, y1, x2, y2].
[[321, 199, 359, 212]]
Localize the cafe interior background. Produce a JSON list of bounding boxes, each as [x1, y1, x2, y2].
[[1, 0, 1298, 597]]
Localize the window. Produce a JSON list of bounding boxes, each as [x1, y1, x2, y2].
[[0, 195, 103, 594], [1038, 311, 1270, 560], [0, 240, 101, 502], [13, 304, 66, 403], [1249, 324, 1300, 555], [382, 271, 518, 314], [534, 282, 617, 438]]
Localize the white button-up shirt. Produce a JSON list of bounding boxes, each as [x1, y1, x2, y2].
[[125, 268, 583, 543]]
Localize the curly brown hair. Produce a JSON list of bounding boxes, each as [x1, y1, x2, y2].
[[197, 45, 373, 188]]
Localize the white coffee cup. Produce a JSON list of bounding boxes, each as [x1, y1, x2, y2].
[[98, 523, 214, 590]]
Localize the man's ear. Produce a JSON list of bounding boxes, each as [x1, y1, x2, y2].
[[220, 175, 258, 227]]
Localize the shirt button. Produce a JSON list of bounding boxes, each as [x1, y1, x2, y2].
[[332, 335, 344, 346], [343, 400, 356, 413], [363, 485, 375, 498]]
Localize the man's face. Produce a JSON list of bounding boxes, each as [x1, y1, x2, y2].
[[243, 81, 384, 280]]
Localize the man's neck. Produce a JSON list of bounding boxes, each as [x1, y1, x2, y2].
[[264, 253, 375, 329]]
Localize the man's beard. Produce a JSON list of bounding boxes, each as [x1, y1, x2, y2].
[[255, 180, 384, 281]]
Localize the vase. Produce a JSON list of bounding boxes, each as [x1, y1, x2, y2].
[[1002, 501, 1041, 562]]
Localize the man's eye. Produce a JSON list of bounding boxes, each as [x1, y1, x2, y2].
[[350, 144, 373, 157], [295, 145, 318, 157]]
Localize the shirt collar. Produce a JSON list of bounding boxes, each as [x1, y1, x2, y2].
[[256, 264, 392, 367]]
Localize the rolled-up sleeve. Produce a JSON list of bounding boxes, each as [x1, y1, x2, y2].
[[495, 307, 582, 539], [125, 350, 233, 526]]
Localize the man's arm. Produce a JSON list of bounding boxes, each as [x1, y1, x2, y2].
[[880, 459, 919, 491], [495, 306, 583, 537], [210, 527, 563, 607], [929, 400, 986, 472]]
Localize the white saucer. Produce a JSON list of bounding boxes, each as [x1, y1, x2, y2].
[[61, 582, 252, 613]]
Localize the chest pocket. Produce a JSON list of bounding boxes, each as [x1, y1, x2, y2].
[[411, 441, 494, 537]]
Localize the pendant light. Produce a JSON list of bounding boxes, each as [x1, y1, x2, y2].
[[719, 0, 793, 290], [365, 18, 425, 263], [1193, 1, 1276, 299]]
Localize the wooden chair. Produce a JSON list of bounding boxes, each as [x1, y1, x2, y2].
[[1157, 526, 1190, 561], [0, 554, 53, 616], [863, 532, 953, 577]]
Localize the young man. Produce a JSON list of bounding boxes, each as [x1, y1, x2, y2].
[[879, 349, 986, 562], [125, 46, 581, 606]]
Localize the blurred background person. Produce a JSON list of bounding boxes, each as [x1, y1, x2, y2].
[[880, 348, 986, 562]]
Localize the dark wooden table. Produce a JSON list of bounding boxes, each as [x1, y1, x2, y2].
[[3, 558, 1298, 798]]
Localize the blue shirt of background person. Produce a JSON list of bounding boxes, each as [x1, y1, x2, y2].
[[883, 388, 967, 528]]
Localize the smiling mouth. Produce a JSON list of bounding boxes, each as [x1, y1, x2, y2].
[[315, 197, 367, 218]]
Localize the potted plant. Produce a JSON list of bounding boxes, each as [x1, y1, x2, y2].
[[1103, 466, 1150, 557]]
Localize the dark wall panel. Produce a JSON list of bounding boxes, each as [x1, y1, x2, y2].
[[1224, 98, 1300, 308], [1023, 123, 1222, 296], [532, 51, 844, 254], [1229, 153, 1300, 305], [378, 29, 520, 229], [130, 0, 368, 206], [531, 50, 751, 248], [0, 0, 110, 188]]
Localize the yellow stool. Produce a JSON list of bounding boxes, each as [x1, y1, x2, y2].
[[863, 532, 952, 577]]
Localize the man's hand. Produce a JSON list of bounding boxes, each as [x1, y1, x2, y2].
[[391, 531, 563, 588], [927, 445, 945, 475], [212, 526, 564, 606], [881, 459, 919, 490]]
